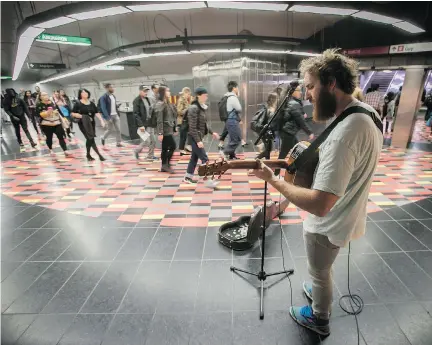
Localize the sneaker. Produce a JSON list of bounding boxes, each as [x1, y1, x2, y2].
[[31, 142, 37, 148], [185, 145, 192, 152], [218, 142, 224, 149], [180, 150, 191, 156], [303, 281, 313, 301], [116, 143, 124, 147], [183, 177, 197, 184], [204, 179, 219, 189], [69, 133, 75, 138], [289, 305, 330, 336], [64, 151, 72, 157], [134, 151, 139, 160], [228, 155, 240, 160], [160, 165, 174, 173], [101, 137, 105, 146]]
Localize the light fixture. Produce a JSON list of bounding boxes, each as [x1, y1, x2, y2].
[[142, 51, 191, 57], [382, 70, 393, 73], [67, 6, 132, 20], [34, 16, 76, 29], [392, 21, 425, 34], [127, 2, 206, 11], [243, 49, 287, 54], [39, 67, 94, 84], [12, 26, 45, 80], [352, 11, 400, 25], [288, 5, 357, 16], [95, 65, 125, 71], [286, 51, 320, 57], [207, 2, 288, 11], [1, 76, 12, 80], [191, 48, 241, 53]]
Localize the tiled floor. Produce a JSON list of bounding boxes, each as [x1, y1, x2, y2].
[[2, 120, 432, 344]]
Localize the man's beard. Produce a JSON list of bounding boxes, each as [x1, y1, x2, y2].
[[313, 88, 337, 122]]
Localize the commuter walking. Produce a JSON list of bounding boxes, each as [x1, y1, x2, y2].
[[177, 87, 193, 155], [99, 83, 123, 147], [222, 81, 242, 160]]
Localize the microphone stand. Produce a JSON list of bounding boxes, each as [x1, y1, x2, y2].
[[230, 85, 296, 320]]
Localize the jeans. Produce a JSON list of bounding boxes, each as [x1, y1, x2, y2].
[[135, 127, 156, 158], [103, 114, 121, 143], [12, 116, 34, 145], [41, 124, 67, 151], [28, 109, 40, 134], [186, 135, 209, 177], [304, 230, 340, 320], [223, 118, 241, 157], [178, 124, 191, 150], [161, 134, 176, 166]]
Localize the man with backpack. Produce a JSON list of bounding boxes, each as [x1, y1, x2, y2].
[[220, 81, 242, 160], [133, 85, 157, 160]]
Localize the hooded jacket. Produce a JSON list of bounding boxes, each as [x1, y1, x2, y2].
[[277, 97, 312, 136], [3, 89, 29, 120]]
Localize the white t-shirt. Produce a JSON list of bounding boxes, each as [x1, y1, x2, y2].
[[303, 100, 383, 247], [109, 94, 117, 116]]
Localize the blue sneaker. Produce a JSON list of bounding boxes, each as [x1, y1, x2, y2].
[[289, 305, 330, 336], [303, 281, 313, 300]]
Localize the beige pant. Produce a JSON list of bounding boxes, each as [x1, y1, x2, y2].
[[304, 230, 340, 320]]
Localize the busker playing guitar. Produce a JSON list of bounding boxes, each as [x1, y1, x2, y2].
[[252, 49, 383, 336]]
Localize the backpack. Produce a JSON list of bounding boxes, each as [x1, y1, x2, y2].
[[250, 106, 268, 133], [218, 95, 233, 121]]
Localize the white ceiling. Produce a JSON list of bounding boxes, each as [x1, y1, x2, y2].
[[3, 4, 342, 82]]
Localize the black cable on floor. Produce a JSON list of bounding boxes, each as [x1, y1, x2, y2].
[[338, 242, 364, 345]]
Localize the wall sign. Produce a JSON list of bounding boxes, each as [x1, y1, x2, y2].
[[115, 60, 141, 67], [36, 33, 92, 46], [27, 63, 67, 69], [389, 42, 432, 54], [342, 46, 390, 56]]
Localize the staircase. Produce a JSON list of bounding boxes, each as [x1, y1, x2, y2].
[[364, 71, 396, 93]]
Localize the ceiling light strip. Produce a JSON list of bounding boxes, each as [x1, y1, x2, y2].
[[67, 6, 132, 21], [127, 2, 206, 12], [207, 1, 288, 11], [351, 11, 400, 24], [288, 5, 358, 16]]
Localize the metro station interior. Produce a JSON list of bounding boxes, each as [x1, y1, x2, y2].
[[1, 1, 432, 344]]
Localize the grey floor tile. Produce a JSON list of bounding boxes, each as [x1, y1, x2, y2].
[[358, 305, 411, 345], [1, 314, 37, 345], [58, 314, 114, 345], [376, 221, 428, 251], [321, 315, 367, 345], [381, 252, 432, 300], [6, 228, 61, 262], [144, 227, 181, 260], [233, 310, 306, 345], [364, 222, 401, 253], [57, 227, 107, 261], [1, 228, 40, 258], [81, 261, 139, 313], [144, 314, 192, 345], [387, 302, 432, 345], [203, 227, 232, 260], [101, 314, 153, 345], [16, 314, 75, 345], [284, 224, 306, 257], [399, 220, 432, 249], [196, 260, 233, 312], [407, 251, 432, 276], [190, 312, 233, 345], [19, 209, 56, 228], [368, 210, 393, 221], [401, 202, 432, 219], [156, 261, 201, 313], [4, 207, 44, 229], [85, 228, 132, 261], [333, 254, 380, 305], [5, 262, 79, 314], [1, 261, 22, 282], [42, 262, 110, 313], [354, 254, 414, 303], [115, 227, 157, 261], [118, 261, 170, 314], [29, 230, 74, 261], [1, 262, 51, 312], [173, 227, 206, 260], [385, 207, 414, 221]]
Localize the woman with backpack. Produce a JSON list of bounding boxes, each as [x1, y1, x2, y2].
[[183, 86, 219, 184], [156, 85, 178, 173], [383, 91, 396, 134], [252, 92, 278, 160]]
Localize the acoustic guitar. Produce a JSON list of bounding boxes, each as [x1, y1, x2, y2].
[[198, 140, 318, 189]]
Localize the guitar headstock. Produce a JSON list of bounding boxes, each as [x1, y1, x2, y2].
[[198, 159, 230, 179]]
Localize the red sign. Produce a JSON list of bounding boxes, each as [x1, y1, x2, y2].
[[342, 46, 390, 56]]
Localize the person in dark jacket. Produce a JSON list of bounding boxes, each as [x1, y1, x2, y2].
[[156, 85, 177, 173], [23, 90, 41, 138], [256, 92, 278, 160], [133, 85, 157, 161], [274, 85, 314, 175], [183, 86, 219, 184], [3, 88, 37, 148], [98, 83, 122, 147]]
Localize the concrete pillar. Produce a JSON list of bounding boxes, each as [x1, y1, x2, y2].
[[392, 67, 427, 148]]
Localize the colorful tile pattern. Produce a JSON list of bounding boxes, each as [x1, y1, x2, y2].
[[1, 145, 431, 227]]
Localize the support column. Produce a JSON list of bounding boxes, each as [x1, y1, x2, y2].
[[392, 68, 427, 148]]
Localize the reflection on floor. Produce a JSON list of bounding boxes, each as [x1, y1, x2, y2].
[[2, 120, 432, 345]]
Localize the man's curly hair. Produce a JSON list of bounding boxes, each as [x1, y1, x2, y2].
[[299, 49, 359, 95]]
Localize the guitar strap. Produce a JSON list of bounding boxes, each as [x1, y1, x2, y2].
[[286, 105, 383, 174]]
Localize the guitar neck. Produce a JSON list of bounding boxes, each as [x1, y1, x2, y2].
[[227, 159, 289, 171]]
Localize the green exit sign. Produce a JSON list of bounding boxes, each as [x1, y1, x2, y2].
[[36, 33, 92, 46]]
